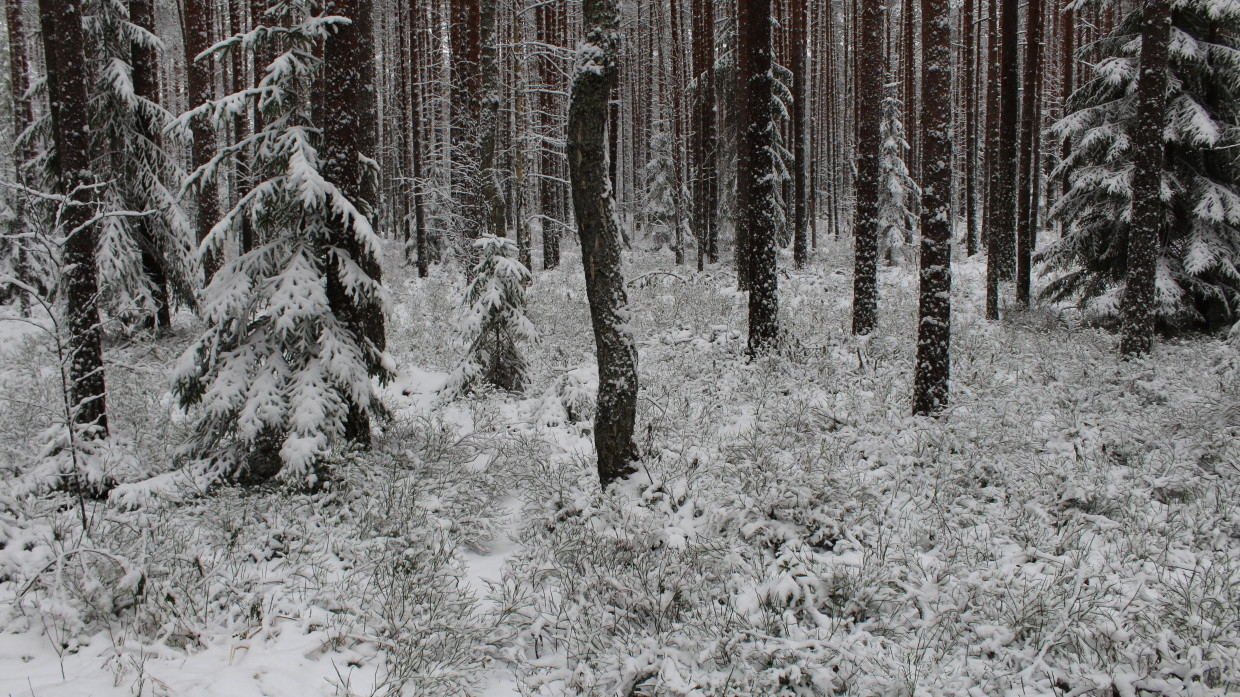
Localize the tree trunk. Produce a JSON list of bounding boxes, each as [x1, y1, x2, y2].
[[478, 0, 504, 238], [1120, 0, 1171, 357], [450, 0, 483, 248], [1015, 0, 1043, 306], [568, 0, 639, 488], [852, 0, 882, 335], [986, 0, 1019, 317], [738, 0, 780, 353], [690, 0, 719, 270], [791, 0, 808, 268], [38, 0, 110, 486], [321, 0, 384, 446], [912, 0, 953, 415], [130, 0, 172, 331], [183, 0, 220, 281]]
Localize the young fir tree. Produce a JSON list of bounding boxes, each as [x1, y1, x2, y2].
[[88, 0, 199, 329], [171, 0, 393, 486], [1041, 0, 1240, 329], [443, 235, 536, 396], [879, 82, 920, 265], [643, 116, 678, 250]]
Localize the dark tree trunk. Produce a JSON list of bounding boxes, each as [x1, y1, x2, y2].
[[852, 0, 882, 335], [568, 0, 639, 488], [129, 0, 172, 331], [791, 0, 808, 268], [1120, 0, 1171, 357], [738, 0, 780, 353], [321, 0, 384, 446], [6, 0, 32, 311], [38, 0, 110, 485], [912, 0, 953, 415], [479, 0, 504, 238], [411, 11, 428, 277], [963, 0, 980, 256], [986, 0, 1019, 318], [183, 0, 220, 281], [690, 0, 719, 270], [451, 0, 483, 247], [1015, 0, 1043, 306]]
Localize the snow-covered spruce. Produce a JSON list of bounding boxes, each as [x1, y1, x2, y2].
[[167, 1, 393, 487], [1041, 0, 1240, 329], [442, 234, 536, 397], [88, 0, 199, 329], [642, 115, 679, 250], [879, 81, 919, 264]]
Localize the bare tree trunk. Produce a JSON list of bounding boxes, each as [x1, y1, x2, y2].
[[183, 0, 220, 281], [738, 0, 780, 353], [1015, 0, 1043, 306], [568, 0, 639, 488], [451, 0, 482, 249], [690, 0, 719, 270], [478, 0, 504, 237], [791, 0, 808, 268], [986, 0, 1019, 318], [912, 0, 953, 415], [38, 0, 110, 489], [852, 0, 882, 335], [1120, 0, 1171, 357], [321, 0, 384, 446]]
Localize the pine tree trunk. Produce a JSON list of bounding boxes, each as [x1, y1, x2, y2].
[[38, 0, 110, 482], [912, 0, 953, 415], [690, 0, 719, 270], [738, 0, 780, 353], [963, 0, 980, 256], [321, 0, 384, 446], [5, 0, 32, 311], [852, 0, 883, 335], [791, 0, 808, 269], [1015, 0, 1043, 306], [568, 0, 639, 488], [183, 0, 221, 282], [479, 0, 504, 238], [451, 0, 483, 248], [411, 6, 429, 277], [986, 0, 1019, 317], [1120, 0, 1171, 357], [129, 0, 173, 331]]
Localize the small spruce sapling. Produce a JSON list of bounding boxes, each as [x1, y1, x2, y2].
[[443, 235, 536, 396], [879, 82, 920, 265]]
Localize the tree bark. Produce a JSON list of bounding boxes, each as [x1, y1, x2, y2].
[[690, 0, 719, 270], [1120, 0, 1171, 357], [450, 0, 483, 247], [852, 0, 883, 335], [1015, 0, 1044, 306], [912, 0, 953, 415], [38, 0, 110, 478], [478, 0, 504, 237], [183, 0, 220, 281], [321, 0, 384, 446], [130, 0, 172, 331], [986, 0, 1019, 317], [568, 0, 640, 488], [791, 0, 808, 268], [738, 0, 780, 353]]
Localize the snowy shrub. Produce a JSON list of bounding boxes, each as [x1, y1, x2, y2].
[[443, 235, 537, 396]]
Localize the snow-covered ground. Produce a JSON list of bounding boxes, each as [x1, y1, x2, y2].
[[2, 240, 1238, 697]]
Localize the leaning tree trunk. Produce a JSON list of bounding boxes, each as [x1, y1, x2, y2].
[[912, 0, 953, 415], [568, 0, 640, 488], [321, 0, 385, 446], [1120, 0, 1171, 357], [183, 0, 221, 281], [738, 0, 780, 354], [852, 0, 882, 336], [38, 0, 110, 490]]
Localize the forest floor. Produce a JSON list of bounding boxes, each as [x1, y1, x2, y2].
[[1, 239, 1239, 697]]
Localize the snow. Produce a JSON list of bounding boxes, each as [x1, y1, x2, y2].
[[4, 239, 1240, 696]]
